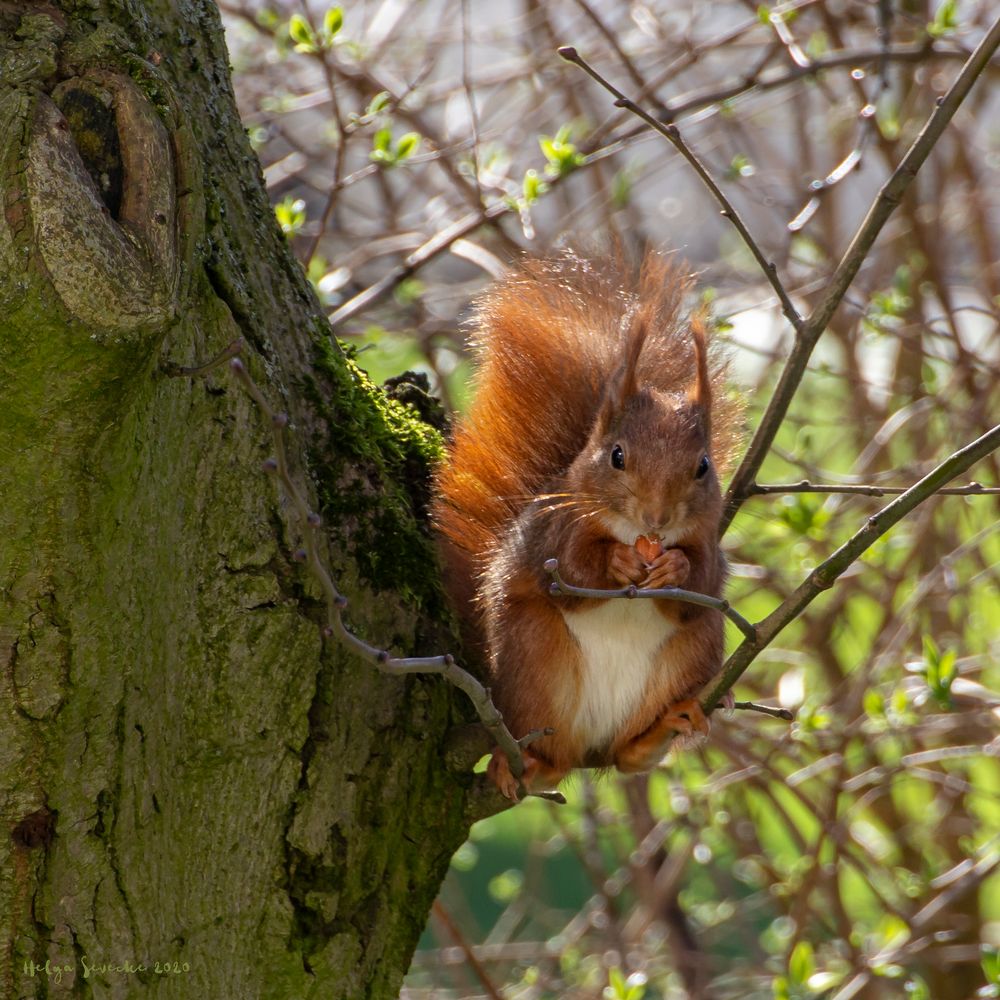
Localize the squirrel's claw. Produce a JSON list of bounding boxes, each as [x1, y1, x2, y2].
[[488, 748, 548, 801], [661, 698, 711, 741], [487, 749, 523, 800], [487, 748, 566, 801]]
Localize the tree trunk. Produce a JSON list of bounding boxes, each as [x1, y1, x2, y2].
[[0, 4, 486, 996]]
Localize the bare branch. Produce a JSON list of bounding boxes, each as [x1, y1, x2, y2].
[[747, 479, 1000, 497], [431, 900, 505, 1000], [558, 45, 805, 334], [732, 701, 795, 721], [721, 15, 1000, 531], [328, 202, 508, 328], [661, 41, 987, 122]]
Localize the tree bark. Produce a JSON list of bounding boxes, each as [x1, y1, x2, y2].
[[0, 4, 488, 996]]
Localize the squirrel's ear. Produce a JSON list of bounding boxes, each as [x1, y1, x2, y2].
[[686, 315, 712, 436], [599, 311, 648, 427]]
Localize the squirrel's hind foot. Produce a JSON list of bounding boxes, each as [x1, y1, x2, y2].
[[613, 698, 710, 773], [487, 749, 566, 801]]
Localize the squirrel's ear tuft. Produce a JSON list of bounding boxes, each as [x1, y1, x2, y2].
[[599, 309, 648, 427], [686, 314, 712, 435]]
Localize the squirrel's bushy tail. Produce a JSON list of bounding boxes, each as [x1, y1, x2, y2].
[[432, 249, 739, 625]]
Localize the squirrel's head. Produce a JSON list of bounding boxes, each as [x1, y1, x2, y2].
[[568, 314, 722, 546]]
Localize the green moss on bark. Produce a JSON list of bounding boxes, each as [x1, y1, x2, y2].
[[304, 337, 449, 618]]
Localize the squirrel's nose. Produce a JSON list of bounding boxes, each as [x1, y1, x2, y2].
[[640, 509, 664, 533]]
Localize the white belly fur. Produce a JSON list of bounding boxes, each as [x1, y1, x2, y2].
[[561, 599, 676, 750]]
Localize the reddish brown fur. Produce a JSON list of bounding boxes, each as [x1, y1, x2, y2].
[[432, 249, 741, 794]]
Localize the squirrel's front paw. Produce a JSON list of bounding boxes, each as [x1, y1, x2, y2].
[[609, 542, 647, 586], [641, 547, 690, 589]]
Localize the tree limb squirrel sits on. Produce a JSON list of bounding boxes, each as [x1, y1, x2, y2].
[[433, 250, 741, 799]]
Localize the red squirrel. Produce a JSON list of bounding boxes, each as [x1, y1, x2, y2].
[[432, 250, 740, 799]]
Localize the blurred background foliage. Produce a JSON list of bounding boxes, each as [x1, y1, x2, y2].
[[219, 1, 999, 996]]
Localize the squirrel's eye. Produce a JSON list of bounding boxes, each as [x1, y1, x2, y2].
[[610, 444, 625, 470], [695, 454, 710, 479]]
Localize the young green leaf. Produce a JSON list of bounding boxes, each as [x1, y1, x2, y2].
[[274, 196, 307, 236], [788, 941, 815, 985], [922, 634, 957, 708], [863, 689, 885, 719], [522, 168, 548, 203], [289, 13, 317, 52], [370, 128, 395, 164], [366, 91, 391, 116], [905, 974, 932, 999], [395, 132, 421, 160], [608, 967, 627, 996], [927, 0, 959, 38], [611, 166, 633, 208], [323, 6, 344, 38], [983, 946, 1000, 986], [538, 126, 585, 178], [727, 153, 756, 179]]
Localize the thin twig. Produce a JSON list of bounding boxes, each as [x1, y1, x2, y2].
[[328, 201, 508, 328], [161, 338, 243, 377], [326, 44, 951, 331], [786, 8, 889, 232], [703, 422, 1000, 713], [431, 900, 505, 1000], [558, 45, 805, 335], [460, 0, 483, 202], [322, 40, 980, 332], [304, 26, 351, 264], [569, 0, 646, 92], [595, 40, 991, 154], [831, 846, 1000, 1000], [720, 15, 1000, 532], [543, 558, 757, 642], [747, 480, 999, 497], [732, 701, 794, 721]]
